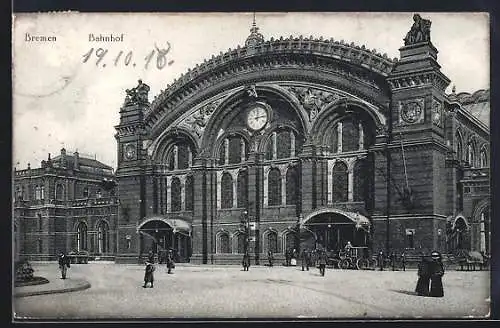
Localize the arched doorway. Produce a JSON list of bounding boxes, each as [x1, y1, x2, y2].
[[448, 216, 469, 253], [137, 217, 192, 262], [303, 209, 370, 252]]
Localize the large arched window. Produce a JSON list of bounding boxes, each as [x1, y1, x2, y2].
[[266, 230, 278, 253], [97, 221, 109, 253], [268, 168, 282, 206], [217, 232, 230, 254], [77, 222, 88, 251], [285, 166, 298, 205], [55, 184, 64, 200], [218, 140, 226, 165], [221, 172, 233, 209], [455, 132, 463, 161], [341, 116, 359, 152], [480, 147, 488, 168], [228, 136, 246, 164], [171, 177, 181, 212], [185, 175, 194, 211], [265, 129, 301, 160], [332, 162, 348, 202], [237, 170, 247, 208], [166, 143, 193, 171]]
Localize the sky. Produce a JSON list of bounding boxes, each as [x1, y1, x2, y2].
[[12, 12, 489, 170]]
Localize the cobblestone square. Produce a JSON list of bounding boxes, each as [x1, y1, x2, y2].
[[13, 262, 490, 319]]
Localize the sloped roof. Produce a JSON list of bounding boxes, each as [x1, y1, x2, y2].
[[447, 89, 490, 127], [52, 154, 113, 170]]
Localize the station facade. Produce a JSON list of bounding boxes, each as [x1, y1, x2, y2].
[[14, 14, 489, 264]]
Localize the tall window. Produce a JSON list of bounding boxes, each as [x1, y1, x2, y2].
[[237, 170, 247, 208], [467, 141, 475, 167], [40, 186, 45, 200], [97, 221, 109, 253], [455, 132, 463, 161], [228, 136, 245, 164], [185, 175, 194, 211], [332, 162, 348, 202], [166, 143, 193, 170], [341, 116, 359, 152], [221, 172, 233, 209], [285, 166, 298, 205], [480, 147, 488, 168], [55, 184, 64, 200], [268, 168, 282, 206], [35, 186, 41, 200], [218, 232, 230, 254], [171, 177, 181, 212], [218, 142, 226, 165], [267, 231, 278, 253], [83, 187, 89, 198], [406, 229, 415, 249], [276, 131, 292, 159], [77, 222, 88, 251]]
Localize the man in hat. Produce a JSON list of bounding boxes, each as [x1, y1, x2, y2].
[[242, 251, 250, 271], [166, 249, 175, 274], [143, 257, 155, 288], [318, 249, 328, 276], [267, 250, 274, 267], [377, 250, 385, 271], [300, 248, 310, 271], [429, 251, 445, 297], [58, 252, 70, 279]]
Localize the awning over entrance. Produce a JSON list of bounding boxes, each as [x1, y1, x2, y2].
[[303, 208, 371, 231], [137, 216, 192, 235]]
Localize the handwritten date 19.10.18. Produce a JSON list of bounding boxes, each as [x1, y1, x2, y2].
[[82, 43, 174, 69]]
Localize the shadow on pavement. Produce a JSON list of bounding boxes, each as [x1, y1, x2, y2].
[[390, 289, 419, 296]]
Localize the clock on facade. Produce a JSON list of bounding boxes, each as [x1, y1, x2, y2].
[[123, 143, 136, 160], [400, 101, 423, 124], [246, 104, 269, 131]]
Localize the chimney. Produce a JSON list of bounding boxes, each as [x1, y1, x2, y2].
[[74, 151, 79, 170]]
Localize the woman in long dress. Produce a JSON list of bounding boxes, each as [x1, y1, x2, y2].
[[415, 256, 430, 296], [429, 251, 445, 297]]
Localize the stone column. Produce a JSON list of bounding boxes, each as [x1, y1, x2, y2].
[[173, 146, 178, 170], [180, 175, 186, 211], [359, 122, 364, 150], [348, 159, 354, 202], [263, 166, 269, 207], [216, 171, 222, 209], [224, 139, 229, 165], [166, 176, 172, 213], [290, 131, 296, 157], [337, 122, 343, 153], [327, 159, 335, 204], [272, 132, 277, 159], [281, 167, 286, 205]]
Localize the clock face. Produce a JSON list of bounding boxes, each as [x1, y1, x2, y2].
[[401, 101, 423, 124], [124, 143, 136, 160], [246, 106, 268, 131]]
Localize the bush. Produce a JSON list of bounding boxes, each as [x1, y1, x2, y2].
[[15, 260, 34, 282]]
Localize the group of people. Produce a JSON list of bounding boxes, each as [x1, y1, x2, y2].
[[143, 249, 175, 288], [415, 251, 445, 297]]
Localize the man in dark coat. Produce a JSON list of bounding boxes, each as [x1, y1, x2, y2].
[[166, 249, 175, 274], [285, 249, 291, 266], [267, 250, 274, 267], [301, 248, 310, 271], [377, 250, 385, 271], [318, 250, 327, 276], [242, 252, 250, 271], [401, 252, 406, 271], [58, 252, 70, 279], [143, 258, 155, 288], [415, 256, 431, 296], [429, 251, 445, 297]]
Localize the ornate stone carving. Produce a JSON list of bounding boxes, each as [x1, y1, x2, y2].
[[285, 86, 342, 122], [124, 79, 150, 105], [432, 98, 442, 126], [183, 99, 222, 138], [399, 98, 425, 125], [404, 14, 432, 46]]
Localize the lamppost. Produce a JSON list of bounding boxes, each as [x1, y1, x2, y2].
[[241, 210, 249, 254], [294, 217, 301, 255]]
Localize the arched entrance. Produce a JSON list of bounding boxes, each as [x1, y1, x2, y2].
[[448, 216, 469, 253], [137, 217, 192, 262], [303, 208, 371, 252]]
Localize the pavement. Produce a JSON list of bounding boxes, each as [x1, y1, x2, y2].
[[13, 262, 490, 320]]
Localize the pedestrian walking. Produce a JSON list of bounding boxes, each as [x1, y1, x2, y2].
[[429, 251, 445, 297], [242, 252, 250, 271], [147, 250, 155, 263], [415, 255, 431, 296], [390, 251, 396, 271], [301, 248, 310, 271], [143, 258, 155, 288], [318, 249, 327, 276], [377, 250, 385, 271], [166, 249, 175, 274], [285, 249, 291, 266], [58, 252, 70, 279], [267, 250, 274, 267]]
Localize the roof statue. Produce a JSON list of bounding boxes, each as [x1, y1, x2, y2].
[[245, 13, 264, 47], [404, 14, 432, 46], [125, 79, 150, 105]]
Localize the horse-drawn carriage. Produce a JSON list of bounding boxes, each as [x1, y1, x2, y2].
[[310, 247, 377, 270]]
